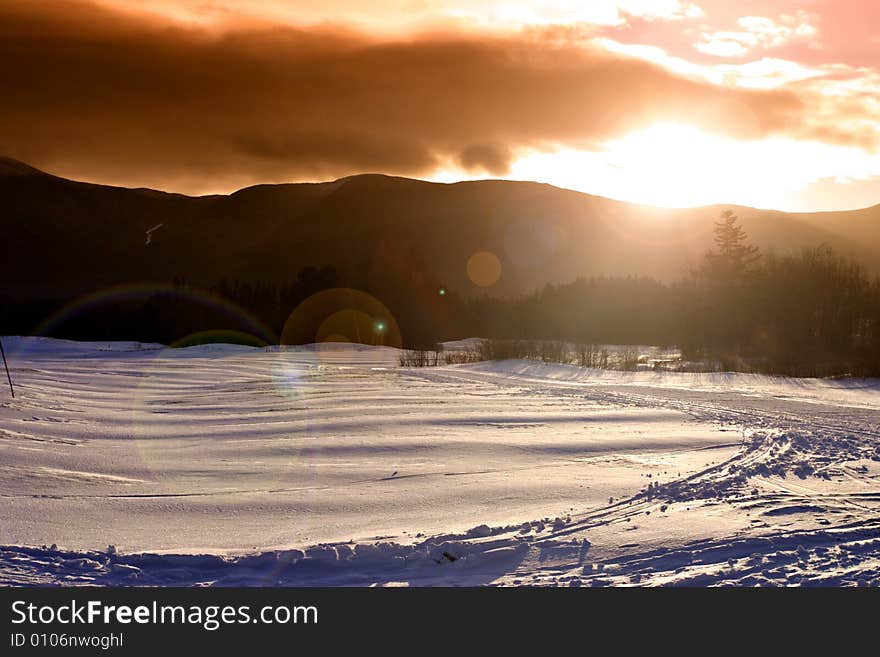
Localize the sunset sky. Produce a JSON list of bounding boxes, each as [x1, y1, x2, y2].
[[2, 1, 878, 210]]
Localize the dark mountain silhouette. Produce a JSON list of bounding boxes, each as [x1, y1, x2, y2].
[[2, 156, 879, 301]]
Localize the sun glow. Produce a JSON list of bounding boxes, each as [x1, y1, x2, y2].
[[501, 123, 880, 210]]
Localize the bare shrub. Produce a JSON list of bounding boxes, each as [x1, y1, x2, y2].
[[442, 346, 483, 364], [615, 347, 641, 371], [539, 340, 568, 363], [398, 347, 442, 367], [575, 343, 595, 367]]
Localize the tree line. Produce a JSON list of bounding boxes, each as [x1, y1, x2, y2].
[[3, 211, 879, 377], [474, 211, 880, 377], [678, 211, 880, 376]]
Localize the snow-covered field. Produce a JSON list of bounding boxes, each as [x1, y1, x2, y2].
[[1, 337, 878, 586]]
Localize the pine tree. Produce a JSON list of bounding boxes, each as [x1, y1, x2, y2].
[[700, 210, 760, 283]]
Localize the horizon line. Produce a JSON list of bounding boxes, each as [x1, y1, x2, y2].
[[2, 155, 878, 215]]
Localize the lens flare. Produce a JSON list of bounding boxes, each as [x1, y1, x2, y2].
[[466, 251, 502, 287], [281, 288, 402, 348]]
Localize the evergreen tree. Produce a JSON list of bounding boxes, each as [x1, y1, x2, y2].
[[700, 210, 761, 283]]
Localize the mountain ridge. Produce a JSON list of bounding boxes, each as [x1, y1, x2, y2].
[[3, 156, 878, 214], [2, 157, 880, 302]]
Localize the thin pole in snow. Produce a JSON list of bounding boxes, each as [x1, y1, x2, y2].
[[0, 337, 13, 398]]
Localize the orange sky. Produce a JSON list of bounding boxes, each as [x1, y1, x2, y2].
[[1, 0, 878, 211]]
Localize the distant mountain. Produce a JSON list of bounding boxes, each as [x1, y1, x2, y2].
[[2, 156, 879, 300]]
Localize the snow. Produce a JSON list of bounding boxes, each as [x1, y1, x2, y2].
[[0, 337, 878, 586]]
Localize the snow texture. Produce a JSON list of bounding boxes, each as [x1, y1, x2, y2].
[[1, 338, 878, 586]]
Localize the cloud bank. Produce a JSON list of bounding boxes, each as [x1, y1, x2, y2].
[[0, 0, 810, 193]]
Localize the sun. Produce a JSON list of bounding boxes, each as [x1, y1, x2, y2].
[[504, 121, 876, 210], [602, 122, 739, 207], [503, 121, 777, 208], [432, 120, 880, 211]]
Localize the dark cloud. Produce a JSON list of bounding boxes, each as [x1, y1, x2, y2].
[[458, 143, 512, 174], [0, 0, 807, 193]]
